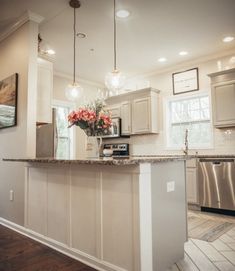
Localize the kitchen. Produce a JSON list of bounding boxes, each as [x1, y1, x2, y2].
[[0, 0, 235, 270]]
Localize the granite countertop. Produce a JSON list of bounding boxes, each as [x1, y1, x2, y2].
[[3, 154, 234, 166], [195, 154, 235, 158], [132, 154, 235, 158], [3, 156, 186, 166]]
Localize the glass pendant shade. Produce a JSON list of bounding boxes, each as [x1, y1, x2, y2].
[[105, 70, 125, 95], [65, 83, 83, 101], [65, 0, 83, 102]]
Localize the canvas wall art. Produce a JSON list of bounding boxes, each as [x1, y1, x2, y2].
[[0, 73, 18, 129]]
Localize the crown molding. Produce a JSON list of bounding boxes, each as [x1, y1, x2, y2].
[[0, 10, 44, 43], [54, 71, 105, 89], [27, 10, 44, 24], [129, 47, 235, 80]]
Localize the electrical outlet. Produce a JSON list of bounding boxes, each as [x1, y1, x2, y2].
[[167, 181, 175, 192], [9, 190, 14, 201]]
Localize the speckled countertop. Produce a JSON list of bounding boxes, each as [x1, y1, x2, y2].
[[3, 156, 186, 166], [132, 154, 235, 158], [3, 154, 234, 166], [195, 154, 235, 158]]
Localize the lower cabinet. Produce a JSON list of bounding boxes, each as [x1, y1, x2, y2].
[[186, 159, 199, 204]]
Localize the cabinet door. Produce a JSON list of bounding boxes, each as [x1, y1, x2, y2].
[[186, 168, 198, 204], [37, 58, 53, 124], [120, 102, 131, 135], [132, 97, 150, 134], [212, 82, 235, 127], [108, 104, 120, 118]]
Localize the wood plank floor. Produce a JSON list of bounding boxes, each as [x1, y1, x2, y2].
[[0, 225, 96, 271], [0, 210, 235, 271], [168, 211, 235, 271]]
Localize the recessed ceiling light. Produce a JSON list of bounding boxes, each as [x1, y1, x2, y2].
[[77, 32, 86, 38], [223, 36, 234, 43], [158, 57, 167, 62], [116, 10, 130, 18], [179, 51, 188, 56], [46, 49, 56, 55]]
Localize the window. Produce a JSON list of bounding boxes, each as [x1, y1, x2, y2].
[[53, 102, 74, 159], [166, 93, 213, 149]]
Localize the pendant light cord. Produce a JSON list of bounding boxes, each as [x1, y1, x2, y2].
[[73, 6, 76, 84], [114, 0, 117, 71]]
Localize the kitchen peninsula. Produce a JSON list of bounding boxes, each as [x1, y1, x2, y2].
[[3, 157, 187, 271]]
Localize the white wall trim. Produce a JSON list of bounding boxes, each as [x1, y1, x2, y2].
[[128, 47, 235, 80], [138, 163, 153, 271], [54, 71, 105, 89], [0, 217, 127, 271], [0, 10, 44, 43]]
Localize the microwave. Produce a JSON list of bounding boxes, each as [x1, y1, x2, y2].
[[101, 117, 121, 138]]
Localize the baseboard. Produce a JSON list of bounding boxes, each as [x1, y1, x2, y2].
[[201, 207, 235, 217], [188, 203, 200, 211], [0, 217, 126, 271]]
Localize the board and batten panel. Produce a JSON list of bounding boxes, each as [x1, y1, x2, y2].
[[102, 171, 139, 271], [70, 167, 100, 258], [47, 167, 69, 245], [27, 167, 47, 235]]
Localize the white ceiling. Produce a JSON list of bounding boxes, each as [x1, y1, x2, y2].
[[1, 0, 235, 84]]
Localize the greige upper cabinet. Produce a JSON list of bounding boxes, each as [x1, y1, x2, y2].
[[106, 88, 160, 135], [208, 68, 235, 128], [120, 101, 132, 135], [37, 57, 53, 124], [107, 104, 120, 118]]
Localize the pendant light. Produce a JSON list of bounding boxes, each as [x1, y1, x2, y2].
[[105, 0, 125, 95], [65, 0, 84, 101]]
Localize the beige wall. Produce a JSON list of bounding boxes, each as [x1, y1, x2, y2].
[[111, 52, 235, 155], [0, 21, 38, 225], [53, 74, 102, 158]]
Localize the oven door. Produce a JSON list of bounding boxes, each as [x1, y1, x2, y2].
[[101, 117, 121, 138]]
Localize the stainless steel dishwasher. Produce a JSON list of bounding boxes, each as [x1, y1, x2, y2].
[[198, 158, 235, 211]]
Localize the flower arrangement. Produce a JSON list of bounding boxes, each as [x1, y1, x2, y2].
[[68, 99, 112, 136]]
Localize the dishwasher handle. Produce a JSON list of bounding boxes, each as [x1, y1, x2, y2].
[[212, 161, 222, 165], [199, 158, 234, 163]]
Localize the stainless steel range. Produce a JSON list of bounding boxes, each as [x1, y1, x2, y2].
[[102, 143, 129, 157], [198, 158, 235, 211]]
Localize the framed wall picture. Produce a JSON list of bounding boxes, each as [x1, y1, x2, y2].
[[172, 68, 199, 95], [0, 73, 18, 129]]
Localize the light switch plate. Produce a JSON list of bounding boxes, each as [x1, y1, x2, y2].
[[167, 181, 175, 192]]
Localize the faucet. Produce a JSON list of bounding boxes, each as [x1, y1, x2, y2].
[[183, 129, 189, 155]]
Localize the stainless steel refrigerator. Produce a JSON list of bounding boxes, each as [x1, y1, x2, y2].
[[36, 109, 57, 158]]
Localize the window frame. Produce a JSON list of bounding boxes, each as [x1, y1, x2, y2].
[[52, 99, 76, 159], [164, 91, 214, 150]]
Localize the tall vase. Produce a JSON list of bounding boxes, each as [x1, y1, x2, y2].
[[85, 136, 102, 159]]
